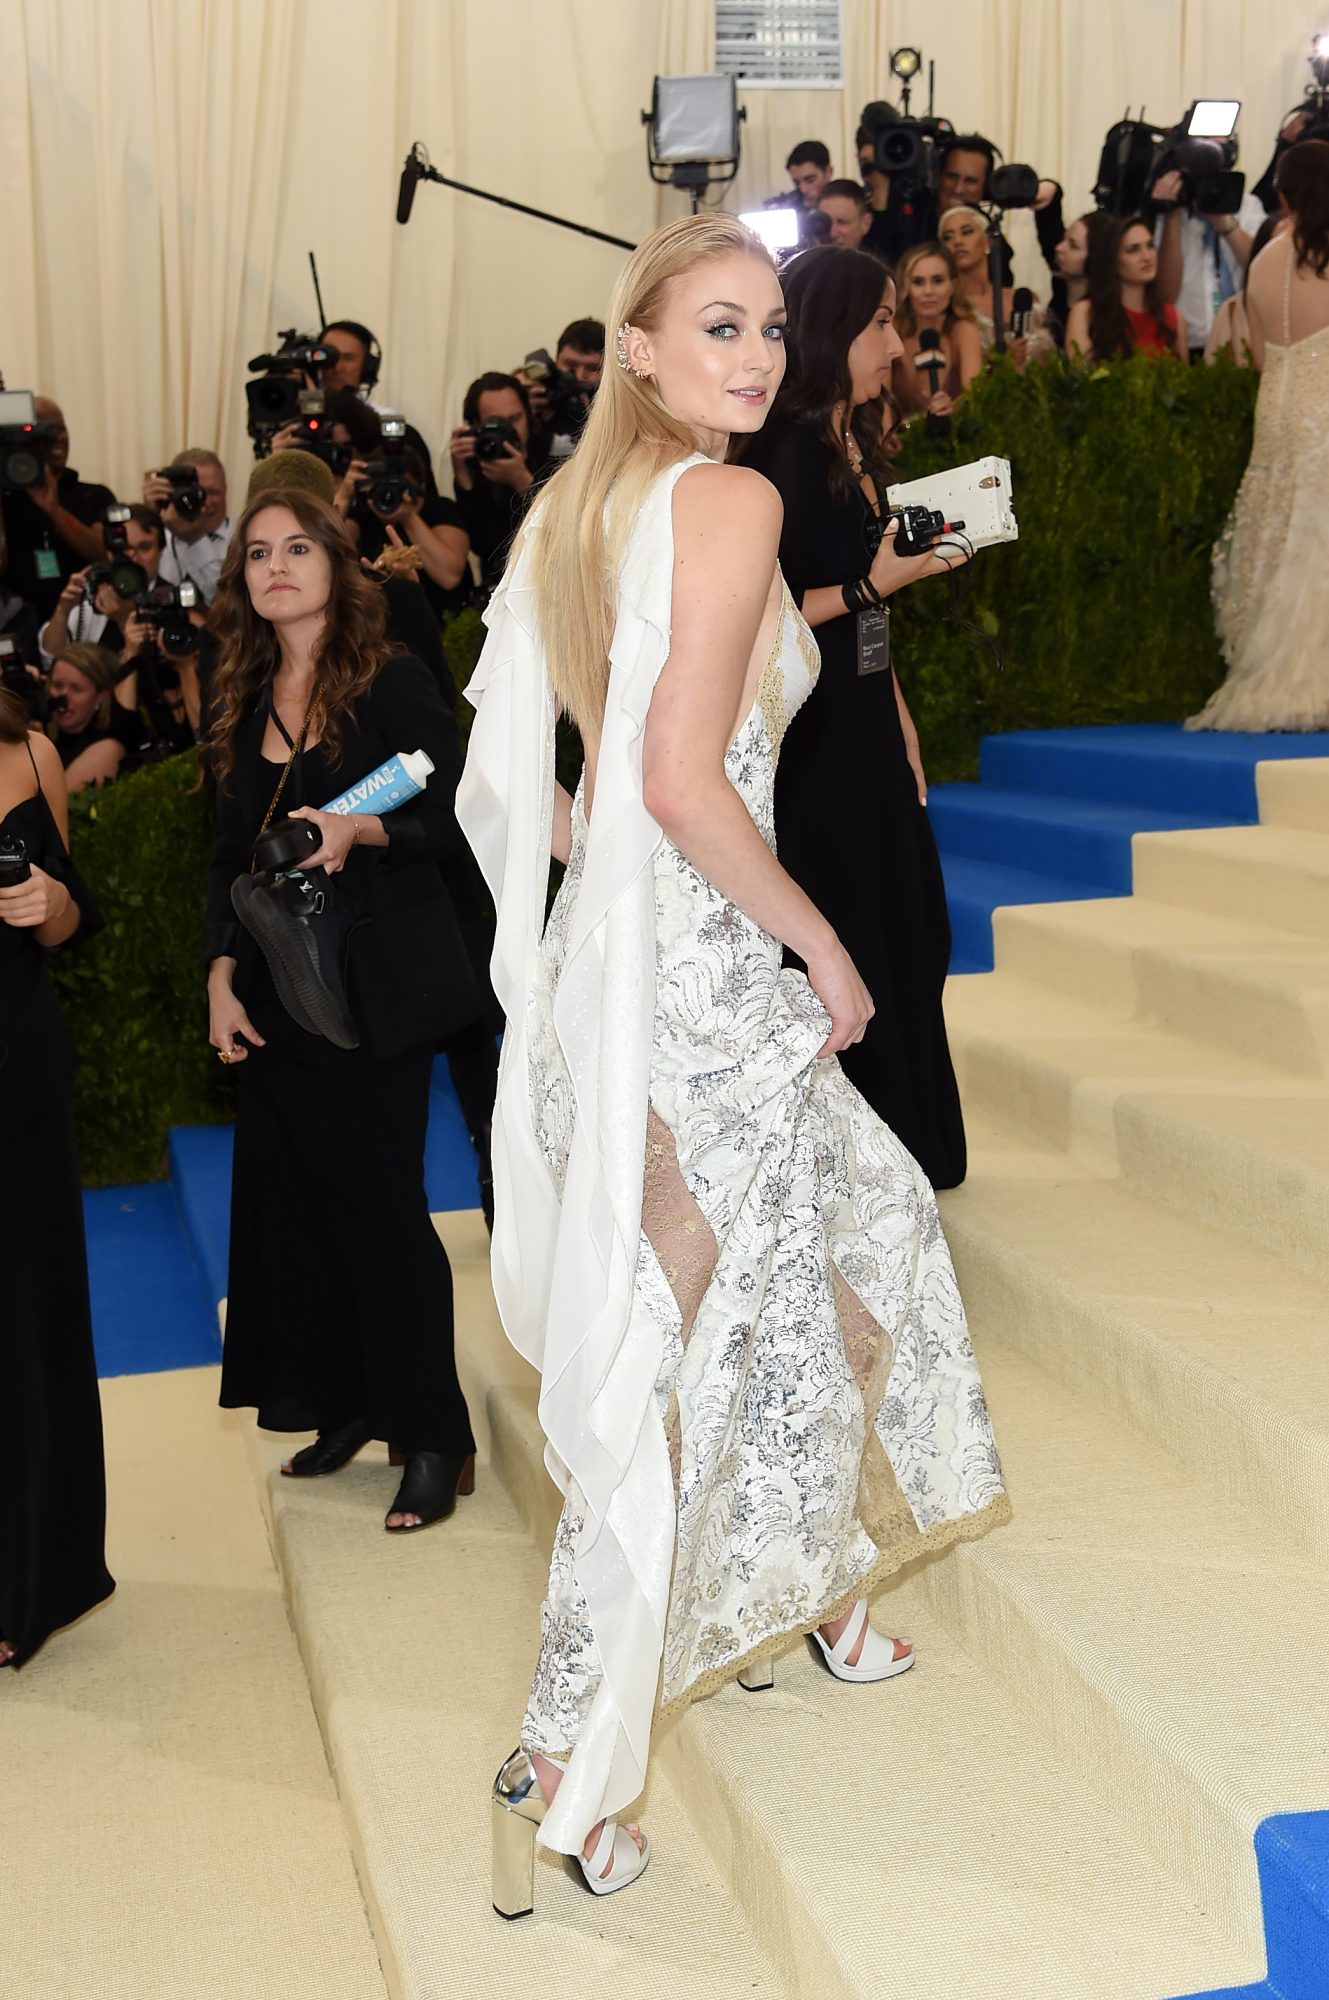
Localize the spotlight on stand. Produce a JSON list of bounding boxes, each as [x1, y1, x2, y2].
[[644, 75, 744, 212], [890, 47, 922, 81]]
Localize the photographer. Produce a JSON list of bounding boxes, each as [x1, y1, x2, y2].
[[143, 449, 231, 603], [0, 687, 114, 1668], [309, 392, 470, 619], [817, 179, 877, 252], [522, 319, 604, 462], [38, 505, 165, 665], [449, 373, 550, 594], [937, 134, 1065, 285], [1152, 160, 1266, 362], [45, 644, 141, 793], [786, 140, 834, 208], [0, 529, 43, 673], [316, 319, 439, 499], [1, 399, 113, 618]]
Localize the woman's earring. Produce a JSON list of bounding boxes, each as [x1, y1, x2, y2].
[[617, 322, 649, 379]]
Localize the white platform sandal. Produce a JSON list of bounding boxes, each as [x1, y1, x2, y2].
[[736, 1600, 915, 1692], [491, 1747, 651, 1917]]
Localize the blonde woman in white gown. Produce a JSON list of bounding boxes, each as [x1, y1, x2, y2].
[[1190, 141, 1329, 732], [458, 213, 1010, 1912]]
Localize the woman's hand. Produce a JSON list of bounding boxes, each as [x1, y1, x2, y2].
[[1009, 334, 1030, 374], [56, 568, 91, 613], [805, 935, 875, 1057], [0, 865, 68, 930], [332, 459, 368, 518], [208, 961, 266, 1063], [927, 389, 955, 418], [897, 692, 928, 807], [868, 515, 972, 600], [287, 804, 360, 874], [449, 425, 478, 492]]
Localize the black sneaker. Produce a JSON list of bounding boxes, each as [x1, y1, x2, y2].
[[231, 868, 360, 1050]]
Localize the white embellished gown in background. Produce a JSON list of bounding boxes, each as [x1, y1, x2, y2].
[[1189, 241, 1329, 732], [458, 456, 1010, 1855]]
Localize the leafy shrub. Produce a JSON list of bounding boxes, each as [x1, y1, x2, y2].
[[50, 751, 231, 1186], [887, 353, 1258, 779]]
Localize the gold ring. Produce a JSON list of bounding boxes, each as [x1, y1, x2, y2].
[[217, 1048, 233, 1064]]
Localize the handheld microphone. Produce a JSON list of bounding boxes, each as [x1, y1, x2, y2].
[[396, 147, 424, 226], [1011, 287, 1034, 338], [915, 326, 945, 381]]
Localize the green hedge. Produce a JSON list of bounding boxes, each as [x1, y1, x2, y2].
[[55, 356, 1258, 1185], [887, 352, 1258, 780], [51, 751, 232, 1186]]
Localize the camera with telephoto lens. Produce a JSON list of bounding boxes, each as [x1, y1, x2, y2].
[[468, 416, 521, 463], [0, 831, 32, 888], [353, 418, 422, 518], [518, 349, 596, 436], [0, 388, 62, 493], [888, 504, 949, 557], [245, 329, 339, 454], [133, 578, 201, 656], [83, 505, 150, 606]]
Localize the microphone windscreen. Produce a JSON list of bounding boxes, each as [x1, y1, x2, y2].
[[918, 327, 941, 350], [1012, 287, 1034, 315], [396, 158, 420, 226]]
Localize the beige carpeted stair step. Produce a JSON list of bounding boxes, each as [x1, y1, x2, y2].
[[1132, 821, 1329, 937], [945, 973, 1329, 1282], [453, 1233, 1269, 1998], [990, 894, 1329, 1077], [938, 1117, 1329, 1562], [1257, 756, 1329, 834]]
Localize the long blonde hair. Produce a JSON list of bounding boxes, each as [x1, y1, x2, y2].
[[894, 240, 977, 339], [523, 212, 776, 736]]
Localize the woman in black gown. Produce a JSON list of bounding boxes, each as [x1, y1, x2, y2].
[[202, 488, 477, 1531], [743, 245, 968, 1188], [0, 689, 114, 1666]]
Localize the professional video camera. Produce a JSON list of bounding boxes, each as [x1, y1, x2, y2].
[[860, 100, 953, 208], [0, 389, 62, 492], [83, 506, 150, 606], [246, 329, 339, 454], [352, 419, 422, 519], [1094, 101, 1244, 217], [518, 349, 596, 435], [133, 579, 202, 656]]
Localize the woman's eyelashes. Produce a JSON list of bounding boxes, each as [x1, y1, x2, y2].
[[703, 320, 786, 341]]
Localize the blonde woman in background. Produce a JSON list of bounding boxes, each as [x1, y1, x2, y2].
[[939, 205, 1054, 366], [890, 240, 983, 417], [460, 212, 1008, 1909]]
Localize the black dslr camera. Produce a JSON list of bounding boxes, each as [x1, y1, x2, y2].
[[133, 579, 202, 656], [0, 637, 47, 722], [150, 463, 207, 522], [353, 419, 422, 518], [286, 389, 353, 474], [84, 506, 150, 606], [469, 417, 521, 463], [520, 349, 595, 436], [0, 832, 32, 888], [246, 329, 339, 454], [0, 389, 62, 493]]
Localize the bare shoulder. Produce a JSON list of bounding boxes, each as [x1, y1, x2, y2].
[[27, 729, 66, 789], [673, 460, 782, 546]]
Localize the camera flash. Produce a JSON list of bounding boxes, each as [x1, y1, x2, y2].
[[741, 208, 800, 252]]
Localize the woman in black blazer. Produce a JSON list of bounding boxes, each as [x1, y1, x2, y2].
[[201, 487, 477, 1531]]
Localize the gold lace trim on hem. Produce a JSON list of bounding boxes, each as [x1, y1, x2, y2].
[[655, 1488, 1013, 1721]]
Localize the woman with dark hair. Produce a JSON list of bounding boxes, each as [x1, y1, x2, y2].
[[202, 487, 478, 1530], [889, 240, 982, 418], [1065, 216, 1187, 362], [1046, 211, 1101, 349], [1190, 139, 1329, 731], [0, 686, 114, 1667], [742, 243, 971, 1188]]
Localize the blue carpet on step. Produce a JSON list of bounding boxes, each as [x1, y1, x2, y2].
[[89, 1056, 481, 1380], [1169, 1812, 1329, 2000], [936, 723, 1329, 975], [83, 1182, 221, 1378]]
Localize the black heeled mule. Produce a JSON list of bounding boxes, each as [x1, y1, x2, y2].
[[384, 1450, 476, 1531], [281, 1418, 373, 1478]]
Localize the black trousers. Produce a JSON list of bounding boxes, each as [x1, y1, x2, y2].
[[220, 1040, 474, 1457]]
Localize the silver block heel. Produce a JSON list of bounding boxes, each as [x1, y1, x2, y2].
[[492, 1747, 545, 1919], [736, 1655, 775, 1692]]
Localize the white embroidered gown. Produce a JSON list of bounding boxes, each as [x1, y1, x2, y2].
[[459, 457, 1009, 1854], [1189, 242, 1329, 731]]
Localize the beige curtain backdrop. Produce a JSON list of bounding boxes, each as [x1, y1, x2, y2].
[[0, 0, 1324, 502]]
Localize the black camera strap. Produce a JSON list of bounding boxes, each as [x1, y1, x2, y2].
[[252, 689, 313, 868]]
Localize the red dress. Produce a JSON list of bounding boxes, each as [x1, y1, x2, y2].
[[1124, 303, 1179, 357]]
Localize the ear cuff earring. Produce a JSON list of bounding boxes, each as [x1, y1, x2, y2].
[[616, 322, 649, 378]]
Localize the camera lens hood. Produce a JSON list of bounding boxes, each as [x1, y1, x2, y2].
[[254, 816, 322, 873]]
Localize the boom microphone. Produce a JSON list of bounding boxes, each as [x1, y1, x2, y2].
[[1011, 287, 1034, 337], [396, 147, 424, 225]]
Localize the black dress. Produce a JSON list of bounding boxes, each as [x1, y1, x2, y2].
[[0, 753, 114, 1667], [203, 653, 478, 1456], [743, 415, 966, 1189]]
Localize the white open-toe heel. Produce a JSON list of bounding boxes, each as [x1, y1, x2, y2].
[[491, 1747, 650, 1917], [809, 1599, 915, 1683]]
